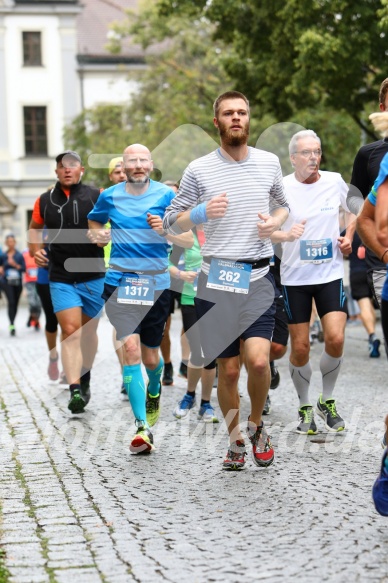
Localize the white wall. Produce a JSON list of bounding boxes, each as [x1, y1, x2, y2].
[[82, 70, 141, 109], [3, 13, 76, 184]]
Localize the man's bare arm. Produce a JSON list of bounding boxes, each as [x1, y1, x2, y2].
[[164, 193, 229, 234], [28, 219, 44, 257], [356, 199, 387, 260], [375, 180, 388, 250], [166, 230, 194, 248], [88, 219, 111, 247]]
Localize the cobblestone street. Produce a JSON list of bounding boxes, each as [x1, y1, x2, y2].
[[0, 304, 388, 582]]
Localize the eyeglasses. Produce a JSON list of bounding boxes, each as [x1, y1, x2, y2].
[[125, 157, 151, 167], [294, 149, 322, 158]]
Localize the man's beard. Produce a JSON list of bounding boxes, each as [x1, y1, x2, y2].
[[126, 174, 150, 184], [218, 121, 249, 146]]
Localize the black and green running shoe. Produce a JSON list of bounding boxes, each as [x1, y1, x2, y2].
[[80, 377, 91, 406], [68, 386, 86, 414]]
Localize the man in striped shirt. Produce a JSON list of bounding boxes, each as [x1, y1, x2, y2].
[[163, 91, 289, 471]]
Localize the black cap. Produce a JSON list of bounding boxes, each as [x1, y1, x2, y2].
[[55, 150, 82, 164]]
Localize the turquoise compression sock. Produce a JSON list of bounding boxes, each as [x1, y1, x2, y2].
[[146, 357, 164, 397], [123, 364, 147, 426]]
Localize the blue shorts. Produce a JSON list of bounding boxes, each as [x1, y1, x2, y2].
[[194, 271, 276, 362], [50, 278, 105, 318]]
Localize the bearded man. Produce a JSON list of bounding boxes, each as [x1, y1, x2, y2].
[[163, 91, 289, 471]]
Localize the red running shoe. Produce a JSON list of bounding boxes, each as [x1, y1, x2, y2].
[[246, 419, 274, 468], [222, 440, 247, 470], [130, 426, 154, 454]]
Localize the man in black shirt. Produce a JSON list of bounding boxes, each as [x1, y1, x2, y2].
[[29, 151, 105, 414]]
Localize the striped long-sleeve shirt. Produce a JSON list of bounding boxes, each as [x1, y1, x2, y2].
[[163, 147, 289, 281]]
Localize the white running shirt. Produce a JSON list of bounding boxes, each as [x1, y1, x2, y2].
[[280, 171, 350, 286]]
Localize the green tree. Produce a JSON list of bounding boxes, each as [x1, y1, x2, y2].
[[150, 0, 388, 138], [64, 5, 235, 186], [108, 0, 365, 178], [63, 104, 131, 188], [63, 0, 369, 182]]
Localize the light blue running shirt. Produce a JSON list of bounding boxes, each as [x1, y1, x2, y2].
[[88, 180, 175, 290], [368, 152, 388, 207]]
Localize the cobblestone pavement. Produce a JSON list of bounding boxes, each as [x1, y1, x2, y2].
[[0, 304, 388, 583]]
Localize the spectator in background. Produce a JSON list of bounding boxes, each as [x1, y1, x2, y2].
[[0, 234, 26, 336]]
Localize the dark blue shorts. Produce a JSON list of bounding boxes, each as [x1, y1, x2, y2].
[[103, 284, 171, 347], [282, 278, 347, 324], [194, 271, 276, 362], [272, 293, 289, 347]]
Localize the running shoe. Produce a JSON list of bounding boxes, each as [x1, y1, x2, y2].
[[369, 338, 381, 358], [179, 362, 188, 379], [80, 377, 91, 406], [146, 383, 162, 427], [316, 396, 345, 432], [270, 362, 280, 390], [121, 382, 126, 395], [373, 449, 388, 516], [222, 440, 247, 470], [262, 395, 271, 415], [197, 402, 219, 423], [31, 317, 40, 331], [246, 419, 274, 467], [162, 362, 173, 386], [9, 325, 15, 337], [48, 357, 59, 382], [296, 405, 317, 434], [130, 425, 154, 454], [173, 393, 195, 419], [68, 387, 86, 414]]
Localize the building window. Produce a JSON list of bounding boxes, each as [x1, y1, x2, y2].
[[23, 32, 42, 66], [24, 107, 48, 156]]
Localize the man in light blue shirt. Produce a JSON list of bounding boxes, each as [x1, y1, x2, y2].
[[88, 143, 192, 454]]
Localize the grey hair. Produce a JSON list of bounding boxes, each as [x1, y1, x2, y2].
[[289, 130, 321, 156]]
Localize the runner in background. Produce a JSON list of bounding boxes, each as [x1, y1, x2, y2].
[[0, 234, 26, 336], [23, 248, 41, 331], [160, 180, 190, 386]]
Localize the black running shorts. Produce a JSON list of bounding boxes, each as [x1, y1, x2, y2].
[[282, 279, 347, 324]]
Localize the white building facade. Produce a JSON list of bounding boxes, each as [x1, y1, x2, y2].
[[0, 0, 145, 248]]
